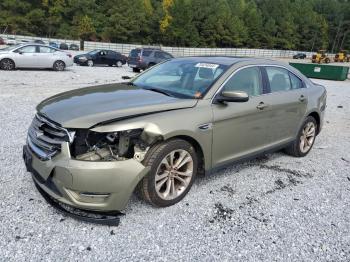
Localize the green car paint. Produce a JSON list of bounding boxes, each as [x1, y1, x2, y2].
[[23, 57, 327, 212]]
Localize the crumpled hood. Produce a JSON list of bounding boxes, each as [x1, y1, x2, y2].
[[37, 83, 197, 128]]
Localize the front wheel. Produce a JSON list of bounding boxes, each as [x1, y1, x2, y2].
[[0, 58, 15, 70], [138, 139, 198, 207], [87, 60, 94, 67], [285, 116, 317, 157], [53, 60, 65, 71]]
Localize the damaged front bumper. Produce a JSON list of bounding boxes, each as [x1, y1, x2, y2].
[[23, 142, 150, 214]]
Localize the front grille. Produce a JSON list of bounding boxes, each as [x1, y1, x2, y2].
[[27, 114, 74, 160]]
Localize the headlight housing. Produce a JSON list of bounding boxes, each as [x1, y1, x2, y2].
[[70, 129, 148, 161]]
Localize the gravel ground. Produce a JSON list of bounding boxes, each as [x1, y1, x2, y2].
[[0, 65, 350, 261]]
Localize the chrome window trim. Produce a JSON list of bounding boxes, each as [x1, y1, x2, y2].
[[211, 64, 306, 104]]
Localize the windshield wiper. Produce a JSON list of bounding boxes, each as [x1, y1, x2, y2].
[[143, 87, 173, 97]]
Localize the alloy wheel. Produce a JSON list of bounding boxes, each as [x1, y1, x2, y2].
[[1, 59, 14, 70], [154, 149, 193, 200], [87, 60, 94, 67], [299, 122, 316, 153], [54, 61, 65, 71], [116, 61, 122, 67]]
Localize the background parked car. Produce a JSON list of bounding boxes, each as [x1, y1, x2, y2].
[[49, 42, 59, 49], [0, 37, 5, 45], [34, 39, 45, 44], [6, 37, 17, 45], [59, 43, 69, 50], [128, 48, 173, 72], [293, 53, 307, 59], [69, 44, 79, 51], [74, 49, 127, 67], [0, 44, 73, 71]]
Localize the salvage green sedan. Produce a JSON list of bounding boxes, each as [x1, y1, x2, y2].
[[23, 57, 327, 215]]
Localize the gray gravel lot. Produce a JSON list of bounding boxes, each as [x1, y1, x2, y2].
[[0, 65, 350, 261]]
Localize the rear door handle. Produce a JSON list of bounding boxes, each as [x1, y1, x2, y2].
[[299, 95, 306, 102], [256, 102, 269, 110]]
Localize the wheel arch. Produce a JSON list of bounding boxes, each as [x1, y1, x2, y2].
[[53, 59, 66, 68], [165, 135, 206, 175], [307, 111, 320, 134]]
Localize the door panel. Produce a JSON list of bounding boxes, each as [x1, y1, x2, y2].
[[14, 45, 38, 67], [263, 67, 308, 145], [212, 96, 273, 166], [37, 46, 55, 67], [211, 66, 271, 167]]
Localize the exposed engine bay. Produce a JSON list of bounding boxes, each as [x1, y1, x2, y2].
[[70, 129, 155, 162]]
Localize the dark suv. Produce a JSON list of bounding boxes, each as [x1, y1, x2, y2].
[[128, 48, 173, 72]]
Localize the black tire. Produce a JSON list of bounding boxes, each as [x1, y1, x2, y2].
[[284, 116, 317, 157], [87, 60, 94, 67], [132, 67, 140, 73], [116, 60, 123, 67], [53, 60, 66, 71], [0, 58, 15, 70], [137, 139, 198, 207]]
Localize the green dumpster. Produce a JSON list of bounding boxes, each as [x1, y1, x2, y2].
[[289, 63, 349, 81]]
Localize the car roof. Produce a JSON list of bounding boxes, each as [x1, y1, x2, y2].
[[171, 56, 281, 66]]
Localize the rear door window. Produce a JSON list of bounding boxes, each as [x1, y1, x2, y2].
[[142, 50, 152, 57], [265, 67, 292, 92], [163, 53, 173, 59], [155, 52, 165, 59], [289, 73, 303, 89], [130, 49, 141, 57], [39, 46, 55, 53]]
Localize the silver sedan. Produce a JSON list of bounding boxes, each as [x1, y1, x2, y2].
[[0, 44, 73, 71]]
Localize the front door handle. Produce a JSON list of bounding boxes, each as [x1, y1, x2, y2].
[[299, 95, 306, 102], [256, 102, 269, 110]]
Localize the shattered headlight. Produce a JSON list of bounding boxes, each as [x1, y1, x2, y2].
[[70, 129, 149, 162]]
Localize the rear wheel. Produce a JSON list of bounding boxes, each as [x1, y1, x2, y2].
[[285, 116, 317, 157], [116, 60, 123, 67], [138, 139, 198, 207], [0, 58, 15, 70], [53, 60, 65, 71]]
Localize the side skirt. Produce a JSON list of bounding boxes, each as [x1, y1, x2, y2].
[[206, 140, 294, 175]]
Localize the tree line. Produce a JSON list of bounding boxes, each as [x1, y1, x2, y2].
[[1, 0, 350, 52]]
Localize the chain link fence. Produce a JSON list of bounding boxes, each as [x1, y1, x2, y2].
[[1, 33, 317, 58]]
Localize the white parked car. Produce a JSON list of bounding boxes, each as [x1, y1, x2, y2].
[[0, 44, 73, 71], [6, 37, 17, 45]]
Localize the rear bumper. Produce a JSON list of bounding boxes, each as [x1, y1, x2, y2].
[[23, 143, 150, 212], [128, 62, 146, 70]]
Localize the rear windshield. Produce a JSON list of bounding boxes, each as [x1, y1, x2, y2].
[[130, 49, 141, 57]]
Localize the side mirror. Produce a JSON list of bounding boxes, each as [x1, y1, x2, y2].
[[214, 90, 249, 104]]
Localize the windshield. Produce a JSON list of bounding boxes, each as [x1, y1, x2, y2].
[[0, 44, 21, 51], [88, 49, 100, 55], [132, 60, 228, 99]]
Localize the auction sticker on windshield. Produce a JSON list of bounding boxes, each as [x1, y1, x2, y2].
[[195, 63, 219, 69]]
